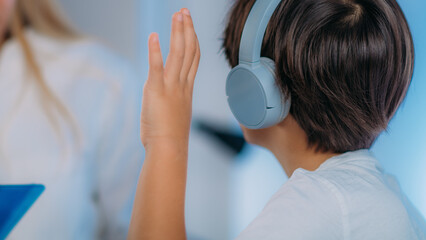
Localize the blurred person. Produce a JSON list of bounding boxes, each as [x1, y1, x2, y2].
[[127, 1, 426, 239], [0, 0, 143, 239]]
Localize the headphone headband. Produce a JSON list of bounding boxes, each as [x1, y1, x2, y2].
[[239, 0, 281, 64]]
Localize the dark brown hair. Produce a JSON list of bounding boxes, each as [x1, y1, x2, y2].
[[223, 0, 414, 153]]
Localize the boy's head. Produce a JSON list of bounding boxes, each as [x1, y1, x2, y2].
[[223, 0, 414, 153]]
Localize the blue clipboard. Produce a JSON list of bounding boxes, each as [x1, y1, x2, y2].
[[0, 184, 45, 240]]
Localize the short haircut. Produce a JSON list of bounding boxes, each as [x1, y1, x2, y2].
[[223, 0, 414, 153]]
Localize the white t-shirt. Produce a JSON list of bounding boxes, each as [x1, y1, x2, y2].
[[237, 150, 426, 240], [0, 29, 143, 240]]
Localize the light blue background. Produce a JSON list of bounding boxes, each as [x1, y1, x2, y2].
[[372, 0, 426, 216]]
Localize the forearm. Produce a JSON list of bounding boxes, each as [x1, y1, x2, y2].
[[128, 142, 188, 240]]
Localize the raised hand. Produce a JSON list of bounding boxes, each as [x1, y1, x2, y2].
[[129, 8, 200, 240]]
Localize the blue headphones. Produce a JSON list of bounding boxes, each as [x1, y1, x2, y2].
[[226, 0, 290, 129]]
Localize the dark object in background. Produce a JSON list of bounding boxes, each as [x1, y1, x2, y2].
[[194, 120, 246, 155]]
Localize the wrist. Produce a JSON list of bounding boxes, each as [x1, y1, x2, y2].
[[144, 138, 189, 157]]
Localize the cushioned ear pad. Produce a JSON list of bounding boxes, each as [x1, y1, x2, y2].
[[260, 57, 275, 75], [260, 57, 291, 122]]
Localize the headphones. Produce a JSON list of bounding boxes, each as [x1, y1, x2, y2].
[[226, 0, 290, 129]]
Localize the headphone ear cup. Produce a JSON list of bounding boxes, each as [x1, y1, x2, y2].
[[226, 58, 291, 129]]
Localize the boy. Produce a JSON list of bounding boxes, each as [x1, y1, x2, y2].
[[128, 1, 426, 239]]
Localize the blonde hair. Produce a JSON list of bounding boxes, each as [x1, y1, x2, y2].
[[5, 0, 80, 146]]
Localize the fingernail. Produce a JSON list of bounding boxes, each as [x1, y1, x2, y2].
[[151, 33, 158, 43], [182, 8, 190, 16], [176, 12, 183, 22]]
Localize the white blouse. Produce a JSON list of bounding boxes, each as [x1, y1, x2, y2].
[[0, 29, 144, 240]]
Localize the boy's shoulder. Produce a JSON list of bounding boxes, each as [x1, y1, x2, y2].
[[236, 150, 425, 240], [236, 164, 344, 240]]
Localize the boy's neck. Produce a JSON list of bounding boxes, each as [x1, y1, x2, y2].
[[267, 116, 340, 177], [271, 144, 339, 177]]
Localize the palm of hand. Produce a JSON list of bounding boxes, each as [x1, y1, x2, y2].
[[140, 11, 200, 149]]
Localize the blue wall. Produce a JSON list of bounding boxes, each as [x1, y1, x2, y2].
[[372, 0, 426, 216]]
